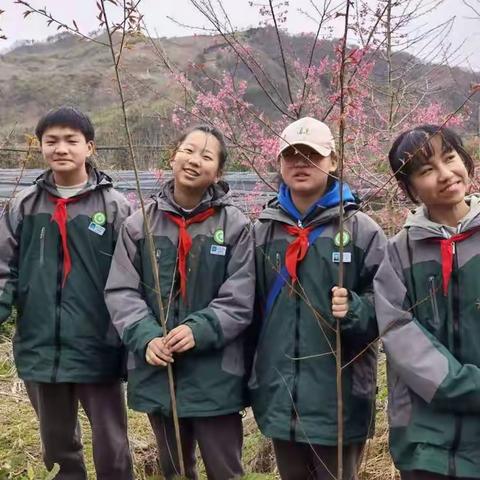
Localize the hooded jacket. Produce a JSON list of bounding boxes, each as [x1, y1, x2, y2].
[[0, 167, 131, 383], [105, 179, 255, 416], [250, 181, 386, 445], [375, 196, 480, 478]]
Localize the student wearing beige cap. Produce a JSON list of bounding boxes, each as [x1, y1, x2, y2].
[[249, 117, 386, 479]]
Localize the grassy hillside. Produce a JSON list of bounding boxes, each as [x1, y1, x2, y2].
[[1, 28, 479, 143]]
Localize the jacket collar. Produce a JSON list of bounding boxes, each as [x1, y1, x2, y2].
[[35, 164, 112, 198], [405, 195, 480, 240], [154, 178, 233, 216], [260, 180, 359, 227]]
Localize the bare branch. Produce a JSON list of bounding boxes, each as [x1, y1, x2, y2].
[[13, 0, 109, 46], [268, 0, 296, 111]]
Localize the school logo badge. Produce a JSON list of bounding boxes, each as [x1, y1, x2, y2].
[[214, 228, 224, 244], [92, 212, 106, 226], [334, 231, 351, 247]]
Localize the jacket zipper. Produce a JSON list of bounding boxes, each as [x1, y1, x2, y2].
[[39, 227, 46, 266], [168, 269, 180, 414], [290, 220, 302, 440], [275, 252, 281, 272], [449, 252, 461, 476], [51, 237, 63, 383], [428, 276, 440, 327], [290, 291, 301, 440]]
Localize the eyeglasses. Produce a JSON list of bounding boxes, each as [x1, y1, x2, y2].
[[281, 148, 322, 164]]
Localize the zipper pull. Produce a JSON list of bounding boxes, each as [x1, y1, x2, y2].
[[39, 227, 46, 266]]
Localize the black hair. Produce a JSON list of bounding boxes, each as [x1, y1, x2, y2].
[[35, 106, 95, 143], [172, 124, 228, 171], [388, 124, 474, 203]]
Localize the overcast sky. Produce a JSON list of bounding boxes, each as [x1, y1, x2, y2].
[[1, 0, 479, 71]]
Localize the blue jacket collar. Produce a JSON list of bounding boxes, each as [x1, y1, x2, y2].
[[278, 181, 355, 222]]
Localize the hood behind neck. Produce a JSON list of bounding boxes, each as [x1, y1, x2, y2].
[[277, 180, 357, 222], [155, 178, 232, 215], [35, 164, 112, 198], [405, 195, 480, 239]]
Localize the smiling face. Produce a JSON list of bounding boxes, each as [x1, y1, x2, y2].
[[170, 130, 222, 202], [408, 134, 470, 212], [41, 125, 93, 185], [280, 144, 337, 199]]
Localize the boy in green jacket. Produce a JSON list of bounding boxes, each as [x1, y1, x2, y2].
[[375, 124, 480, 479], [0, 106, 133, 479]]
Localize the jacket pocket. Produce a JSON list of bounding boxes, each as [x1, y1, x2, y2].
[[39, 227, 46, 267], [428, 275, 440, 327]]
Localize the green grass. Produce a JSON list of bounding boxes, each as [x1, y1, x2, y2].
[[0, 332, 395, 479], [0, 335, 275, 479]]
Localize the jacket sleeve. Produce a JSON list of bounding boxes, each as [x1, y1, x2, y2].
[[105, 217, 162, 356], [111, 191, 133, 241], [341, 216, 387, 346], [375, 239, 480, 413], [183, 215, 255, 352], [0, 199, 21, 324]]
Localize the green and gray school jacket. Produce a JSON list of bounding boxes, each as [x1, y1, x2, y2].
[[0, 167, 131, 383], [250, 193, 386, 445], [105, 180, 255, 416], [375, 196, 480, 478]]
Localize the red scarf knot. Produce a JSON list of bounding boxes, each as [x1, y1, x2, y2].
[[430, 227, 480, 295], [165, 207, 216, 299], [284, 224, 313, 283], [49, 194, 85, 287]]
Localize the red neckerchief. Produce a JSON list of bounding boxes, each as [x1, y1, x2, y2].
[[49, 194, 85, 287], [284, 224, 313, 284], [430, 227, 480, 295], [165, 207, 216, 299]]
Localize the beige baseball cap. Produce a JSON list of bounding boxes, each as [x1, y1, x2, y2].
[[277, 117, 336, 158]]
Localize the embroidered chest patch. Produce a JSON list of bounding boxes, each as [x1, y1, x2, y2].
[[214, 228, 224, 244], [334, 231, 351, 247], [92, 211, 106, 226]]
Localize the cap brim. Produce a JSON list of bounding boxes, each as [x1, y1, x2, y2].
[[277, 141, 332, 159]]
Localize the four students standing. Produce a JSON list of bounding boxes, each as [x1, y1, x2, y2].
[[0, 106, 479, 480]]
